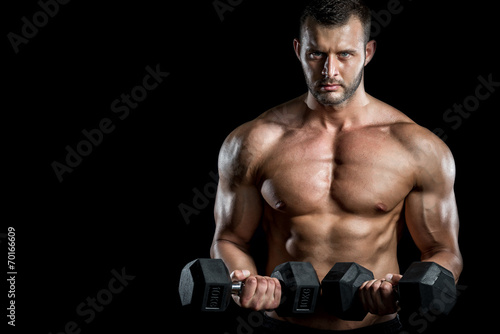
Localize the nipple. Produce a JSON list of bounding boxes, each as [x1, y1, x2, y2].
[[275, 200, 287, 210], [375, 202, 388, 212]]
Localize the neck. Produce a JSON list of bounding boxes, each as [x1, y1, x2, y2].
[[304, 85, 371, 131]]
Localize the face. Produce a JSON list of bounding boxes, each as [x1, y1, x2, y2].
[[294, 16, 376, 107]]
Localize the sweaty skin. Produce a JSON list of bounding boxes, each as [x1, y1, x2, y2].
[[211, 16, 462, 331]]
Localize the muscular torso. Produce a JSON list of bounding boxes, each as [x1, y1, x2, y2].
[[213, 93, 461, 330], [253, 95, 418, 329]]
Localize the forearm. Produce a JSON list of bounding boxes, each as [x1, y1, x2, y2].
[[210, 239, 258, 276], [421, 248, 463, 284]]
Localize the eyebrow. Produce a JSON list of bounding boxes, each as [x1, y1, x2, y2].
[[306, 48, 359, 54], [338, 49, 358, 54]]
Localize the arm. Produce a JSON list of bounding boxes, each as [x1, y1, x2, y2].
[[210, 175, 261, 276], [359, 130, 463, 316], [210, 124, 281, 311], [210, 125, 262, 275], [404, 134, 463, 283]]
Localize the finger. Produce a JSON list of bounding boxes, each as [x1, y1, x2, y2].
[[260, 277, 279, 311], [380, 281, 394, 301], [256, 276, 269, 295], [243, 276, 266, 310], [271, 278, 282, 309], [360, 279, 379, 314], [230, 269, 251, 282], [369, 279, 400, 315], [261, 278, 282, 312], [262, 277, 277, 310], [387, 273, 403, 285], [360, 279, 371, 290], [239, 276, 258, 308], [359, 281, 372, 312], [380, 281, 398, 313], [369, 279, 385, 315], [380, 281, 393, 298]]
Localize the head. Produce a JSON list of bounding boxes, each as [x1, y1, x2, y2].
[[294, 0, 376, 107]]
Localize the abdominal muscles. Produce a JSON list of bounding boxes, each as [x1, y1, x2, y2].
[[264, 209, 402, 280]]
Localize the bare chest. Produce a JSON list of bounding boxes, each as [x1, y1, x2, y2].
[[259, 128, 415, 216]]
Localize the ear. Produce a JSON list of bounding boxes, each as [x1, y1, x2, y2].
[[364, 40, 377, 66], [293, 38, 301, 61]]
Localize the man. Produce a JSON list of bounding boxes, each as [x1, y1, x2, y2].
[[210, 0, 463, 332]]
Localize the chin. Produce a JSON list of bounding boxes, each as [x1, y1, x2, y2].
[[315, 91, 346, 106]]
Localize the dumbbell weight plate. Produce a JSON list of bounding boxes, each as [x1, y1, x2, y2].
[[271, 261, 321, 316], [321, 262, 374, 321], [398, 262, 457, 316], [179, 258, 233, 312]]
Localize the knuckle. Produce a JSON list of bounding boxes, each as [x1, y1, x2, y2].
[[267, 277, 275, 287], [369, 280, 382, 291], [256, 277, 268, 291], [380, 283, 393, 295], [247, 277, 257, 286]]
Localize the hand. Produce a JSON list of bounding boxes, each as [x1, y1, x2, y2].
[[230, 270, 282, 311], [359, 273, 402, 316]]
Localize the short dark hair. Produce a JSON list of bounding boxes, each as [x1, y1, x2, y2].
[[299, 0, 372, 44]]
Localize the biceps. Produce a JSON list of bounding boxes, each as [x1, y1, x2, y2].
[[214, 179, 263, 245], [404, 189, 460, 255]]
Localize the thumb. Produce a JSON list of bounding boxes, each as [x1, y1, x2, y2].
[[230, 269, 251, 282], [385, 273, 403, 285]]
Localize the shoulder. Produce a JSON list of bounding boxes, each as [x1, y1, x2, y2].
[[371, 97, 453, 160], [370, 97, 456, 187], [391, 121, 454, 175], [386, 114, 455, 189], [219, 95, 305, 182]]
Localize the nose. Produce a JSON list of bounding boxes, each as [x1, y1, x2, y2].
[[322, 55, 339, 78]]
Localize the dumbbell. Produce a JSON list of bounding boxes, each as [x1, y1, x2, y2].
[[179, 259, 321, 316], [321, 262, 457, 320]]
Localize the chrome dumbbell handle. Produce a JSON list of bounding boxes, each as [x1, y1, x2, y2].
[[231, 281, 244, 295]]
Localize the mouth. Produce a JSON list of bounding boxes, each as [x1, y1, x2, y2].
[[319, 83, 342, 92]]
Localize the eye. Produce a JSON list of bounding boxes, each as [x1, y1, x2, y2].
[[308, 51, 325, 59], [339, 52, 352, 59]]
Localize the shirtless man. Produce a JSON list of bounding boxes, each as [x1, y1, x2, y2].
[[210, 0, 463, 332]]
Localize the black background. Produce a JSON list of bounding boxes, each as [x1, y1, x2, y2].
[[4, 0, 498, 333]]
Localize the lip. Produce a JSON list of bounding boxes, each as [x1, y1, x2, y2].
[[320, 84, 341, 92]]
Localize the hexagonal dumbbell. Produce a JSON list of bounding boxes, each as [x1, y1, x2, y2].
[[321, 261, 457, 320], [178, 259, 321, 316]]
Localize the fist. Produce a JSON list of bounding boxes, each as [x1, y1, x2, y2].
[[359, 273, 402, 316], [230, 270, 282, 311]]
